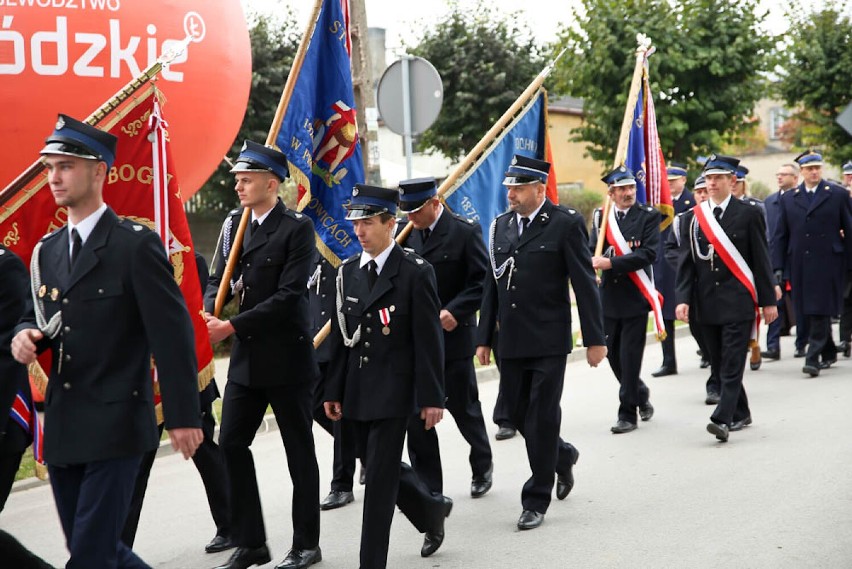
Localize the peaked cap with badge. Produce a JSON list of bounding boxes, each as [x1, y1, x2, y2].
[[398, 177, 438, 213], [344, 183, 399, 220], [602, 166, 637, 187], [230, 140, 290, 181], [667, 162, 688, 179], [503, 155, 550, 186], [702, 154, 740, 176], [794, 149, 823, 168], [41, 114, 118, 169]]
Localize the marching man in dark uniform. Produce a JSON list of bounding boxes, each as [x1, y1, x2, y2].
[[772, 150, 852, 377], [308, 251, 359, 511], [11, 114, 203, 568], [476, 155, 606, 530], [324, 184, 452, 568], [651, 162, 693, 377], [840, 161, 852, 358], [204, 141, 321, 569], [396, 177, 493, 500], [590, 167, 660, 434], [674, 154, 778, 442]]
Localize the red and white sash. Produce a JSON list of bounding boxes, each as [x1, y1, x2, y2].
[[604, 207, 666, 339], [10, 390, 43, 465], [692, 201, 760, 339]]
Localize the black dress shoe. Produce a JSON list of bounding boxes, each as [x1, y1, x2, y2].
[[840, 341, 852, 358], [320, 490, 354, 510], [706, 422, 729, 442], [803, 363, 820, 377], [818, 360, 832, 370], [729, 416, 752, 432], [214, 545, 272, 569], [421, 497, 453, 557], [495, 425, 516, 440], [517, 509, 544, 530], [651, 365, 677, 377], [699, 358, 710, 369], [761, 349, 780, 360], [274, 547, 322, 569], [794, 347, 806, 358], [639, 401, 654, 422], [205, 534, 235, 554], [705, 391, 720, 405], [555, 449, 579, 500], [611, 420, 637, 434], [470, 463, 493, 498], [359, 463, 366, 485]]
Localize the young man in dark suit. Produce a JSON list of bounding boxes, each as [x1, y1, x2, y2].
[[675, 154, 778, 442], [204, 141, 321, 569], [772, 150, 852, 377], [324, 184, 452, 568], [476, 155, 607, 530], [12, 114, 203, 568], [590, 167, 660, 434], [396, 177, 493, 507]]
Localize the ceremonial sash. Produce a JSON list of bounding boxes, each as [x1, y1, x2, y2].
[[692, 201, 760, 339], [9, 390, 43, 464], [604, 208, 666, 339]]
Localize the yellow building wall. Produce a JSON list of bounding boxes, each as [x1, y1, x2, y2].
[[548, 112, 608, 195]]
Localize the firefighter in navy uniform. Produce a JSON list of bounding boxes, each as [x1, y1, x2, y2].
[[324, 184, 453, 568], [12, 114, 203, 569], [651, 162, 693, 377], [772, 150, 852, 377], [476, 155, 607, 530], [590, 167, 659, 434], [674, 154, 777, 442], [308, 250, 359, 510], [396, 177, 493, 499], [204, 141, 321, 569], [840, 161, 852, 358]]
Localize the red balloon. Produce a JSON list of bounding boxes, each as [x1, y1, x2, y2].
[[0, 0, 252, 200]]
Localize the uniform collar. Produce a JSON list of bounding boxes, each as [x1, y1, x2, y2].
[[67, 202, 108, 246], [359, 241, 395, 274]]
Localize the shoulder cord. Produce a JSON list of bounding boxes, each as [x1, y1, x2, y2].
[[307, 263, 322, 293], [690, 215, 714, 262], [219, 216, 245, 299], [488, 218, 515, 290], [29, 241, 62, 339], [335, 268, 361, 347]]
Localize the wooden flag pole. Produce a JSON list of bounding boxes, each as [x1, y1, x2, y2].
[[312, 49, 568, 348], [0, 37, 192, 208], [213, 0, 325, 318], [594, 36, 651, 257]]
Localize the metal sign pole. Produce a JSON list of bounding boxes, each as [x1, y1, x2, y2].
[[401, 55, 414, 179]]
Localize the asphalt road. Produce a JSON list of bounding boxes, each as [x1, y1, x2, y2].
[[3, 326, 852, 568]]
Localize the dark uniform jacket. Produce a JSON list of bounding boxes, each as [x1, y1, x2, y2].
[[676, 197, 776, 324], [324, 244, 445, 421], [205, 200, 318, 387], [656, 190, 695, 319], [397, 210, 487, 361], [477, 199, 605, 358], [15, 208, 201, 465], [771, 180, 852, 316], [0, 246, 31, 455], [589, 203, 661, 319], [307, 252, 336, 364]]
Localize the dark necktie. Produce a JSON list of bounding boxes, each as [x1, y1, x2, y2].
[[520, 217, 530, 237], [422, 228, 431, 242], [250, 219, 260, 240], [713, 206, 723, 223], [806, 190, 814, 204], [70, 228, 82, 268], [365, 260, 378, 290], [616, 210, 625, 223]]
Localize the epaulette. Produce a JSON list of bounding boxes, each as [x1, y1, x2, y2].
[[554, 204, 579, 216], [283, 209, 307, 221], [116, 218, 153, 235], [403, 246, 416, 253], [401, 249, 429, 267], [227, 207, 241, 217], [642, 204, 656, 214], [40, 227, 63, 242], [341, 253, 360, 265]]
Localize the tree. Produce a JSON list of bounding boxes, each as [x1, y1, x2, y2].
[[405, 2, 546, 160], [774, 3, 852, 167], [550, 0, 774, 173], [194, 9, 301, 215]]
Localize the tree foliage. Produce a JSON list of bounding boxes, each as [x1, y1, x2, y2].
[[774, 3, 852, 166], [405, 2, 546, 160], [194, 9, 301, 215], [550, 0, 774, 173]]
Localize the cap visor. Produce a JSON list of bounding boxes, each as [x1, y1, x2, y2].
[[345, 207, 384, 221], [40, 142, 98, 161]]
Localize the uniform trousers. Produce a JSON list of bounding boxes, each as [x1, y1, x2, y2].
[[605, 315, 650, 424], [0, 424, 28, 512], [701, 319, 752, 426], [121, 396, 230, 547], [354, 417, 445, 569], [804, 315, 837, 366], [765, 289, 789, 353], [219, 380, 320, 550], [660, 319, 677, 369], [312, 362, 357, 492], [49, 455, 148, 569], [0, 529, 54, 569], [499, 355, 578, 514], [407, 357, 492, 494], [841, 276, 852, 343]]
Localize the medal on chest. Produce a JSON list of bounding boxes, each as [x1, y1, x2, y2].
[[380, 307, 392, 335]]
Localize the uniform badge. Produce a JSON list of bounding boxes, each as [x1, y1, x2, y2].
[[56, 116, 66, 130], [379, 307, 391, 335], [0, 249, 4, 256], [568, 209, 576, 214], [389, 305, 396, 312], [346, 296, 359, 303], [295, 213, 303, 219], [685, 200, 691, 205], [38, 284, 47, 298], [539, 212, 549, 222], [415, 258, 424, 264], [352, 187, 360, 197], [133, 224, 143, 231], [50, 287, 60, 301]]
